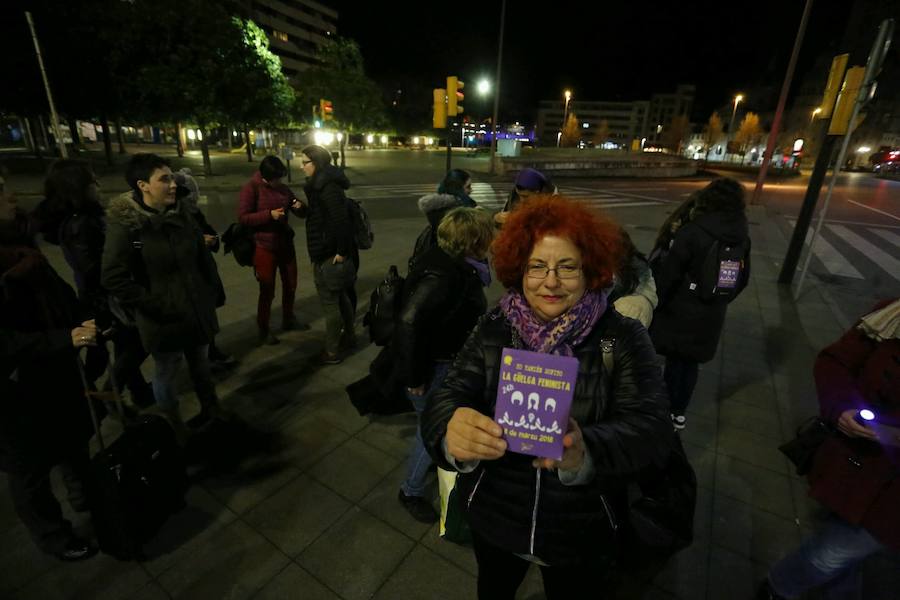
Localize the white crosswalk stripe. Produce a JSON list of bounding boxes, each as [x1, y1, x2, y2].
[[786, 219, 900, 282], [788, 219, 864, 279], [352, 182, 665, 210], [826, 224, 900, 281]]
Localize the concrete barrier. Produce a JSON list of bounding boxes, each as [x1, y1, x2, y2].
[[493, 154, 697, 178]]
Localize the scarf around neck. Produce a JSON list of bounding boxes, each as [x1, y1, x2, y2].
[[858, 298, 900, 341], [499, 288, 607, 356]]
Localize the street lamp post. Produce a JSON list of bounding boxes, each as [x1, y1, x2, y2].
[[728, 94, 744, 136], [557, 90, 572, 147]]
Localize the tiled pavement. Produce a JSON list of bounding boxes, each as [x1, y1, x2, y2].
[[1, 192, 897, 599]]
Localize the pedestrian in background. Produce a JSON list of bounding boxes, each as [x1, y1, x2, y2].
[[394, 207, 494, 523], [649, 178, 751, 430], [238, 156, 307, 346], [102, 153, 227, 433], [494, 167, 557, 225], [0, 189, 98, 561], [300, 145, 357, 365], [410, 168, 477, 268], [760, 298, 900, 600], [33, 159, 154, 407]]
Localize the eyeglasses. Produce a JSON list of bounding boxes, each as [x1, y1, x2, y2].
[[525, 263, 582, 280], [301, 159, 313, 166]]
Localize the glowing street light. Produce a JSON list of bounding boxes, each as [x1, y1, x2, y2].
[[558, 89, 573, 147], [380, 135, 388, 144], [729, 93, 744, 135], [366, 134, 374, 144], [810, 107, 822, 124], [477, 79, 491, 96]]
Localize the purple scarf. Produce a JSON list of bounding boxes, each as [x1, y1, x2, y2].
[[499, 288, 607, 356]]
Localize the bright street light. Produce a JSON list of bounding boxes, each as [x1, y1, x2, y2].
[[366, 134, 374, 144], [413, 136, 420, 144], [811, 107, 822, 123], [477, 79, 490, 95], [380, 135, 388, 144], [729, 93, 744, 136], [558, 89, 573, 147]]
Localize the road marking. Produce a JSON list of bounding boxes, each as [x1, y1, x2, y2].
[[869, 228, 900, 248], [787, 219, 864, 279], [846, 198, 900, 223], [826, 224, 900, 281]]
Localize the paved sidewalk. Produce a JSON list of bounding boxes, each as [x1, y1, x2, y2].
[[0, 187, 895, 599]]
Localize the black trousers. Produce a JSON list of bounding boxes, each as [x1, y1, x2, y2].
[[663, 354, 699, 416], [471, 532, 610, 600], [7, 447, 91, 554]]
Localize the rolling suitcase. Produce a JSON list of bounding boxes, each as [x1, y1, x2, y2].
[[78, 351, 188, 560]]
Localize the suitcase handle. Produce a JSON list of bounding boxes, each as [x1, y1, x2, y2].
[[76, 344, 127, 452]]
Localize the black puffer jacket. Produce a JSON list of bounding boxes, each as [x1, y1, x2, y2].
[[303, 165, 353, 264], [650, 210, 750, 363], [422, 306, 670, 566], [102, 193, 220, 353], [392, 245, 487, 388]]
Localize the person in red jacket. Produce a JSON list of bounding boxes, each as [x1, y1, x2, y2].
[[238, 156, 308, 345], [761, 298, 900, 600]]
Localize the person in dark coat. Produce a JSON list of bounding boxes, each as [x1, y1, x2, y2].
[[421, 195, 671, 599], [394, 207, 494, 523], [237, 157, 307, 346], [649, 178, 750, 430], [32, 159, 154, 407], [761, 299, 900, 600], [101, 154, 226, 432], [300, 145, 357, 364], [494, 167, 557, 225], [0, 190, 99, 561], [410, 169, 477, 269]]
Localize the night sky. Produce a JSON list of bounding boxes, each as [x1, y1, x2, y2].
[[333, 0, 848, 123]]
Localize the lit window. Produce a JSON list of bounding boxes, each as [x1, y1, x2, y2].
[[273, 30, 288, 42]]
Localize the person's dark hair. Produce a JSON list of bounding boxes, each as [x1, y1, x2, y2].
[[125, 153, 170, 193], [653, 196, 696, 251], [301, 145, 333, 170], [438, 169, 471, 198], [690, 177, 745, 217], [35, 160, 102, 243], [614, 228, 647, 298], [259, 156, 287, 180]]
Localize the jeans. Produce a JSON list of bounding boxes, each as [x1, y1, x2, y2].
[[312, 260, 356, 354], [253, 244, 298, 331], [151, 344, 217, 412], [663, 354, 699, 416], [768, 517, 886, 599], [400, 362, 450, 498]]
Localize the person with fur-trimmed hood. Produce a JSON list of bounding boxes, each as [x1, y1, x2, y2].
[[101, 153, 227, 433], [409, 169, 477, 270]]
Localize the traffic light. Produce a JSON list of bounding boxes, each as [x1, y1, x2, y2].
[[447, 76, 464, 116], [433, 88, 447, 129], [320, 99, 334, 121], [828, 66, 865, 136]]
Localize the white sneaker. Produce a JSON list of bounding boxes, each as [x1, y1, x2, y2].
[[671, 414, 687, 431]]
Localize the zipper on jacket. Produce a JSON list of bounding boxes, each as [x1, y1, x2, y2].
[[599, 494, 618, 532], [529, 468, 542, 555], [466, 469, 486, 510]]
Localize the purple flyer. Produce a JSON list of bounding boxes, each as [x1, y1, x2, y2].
[[494, 348, 579, 460], [717, 259, 741, 289]]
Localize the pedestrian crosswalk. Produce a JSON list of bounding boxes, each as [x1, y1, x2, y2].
[[351, 183, 667, 210], [787, 218, 900, 283]]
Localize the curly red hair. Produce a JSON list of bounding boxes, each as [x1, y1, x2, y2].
[[492, 195, 624, 290]]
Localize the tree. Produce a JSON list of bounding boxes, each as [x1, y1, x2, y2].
[[592, 119, 610, 148], [735, 112, 764, 161], [560, 112, 580, 147], [294, 37, 388, 132], [661, 114, 690, 154], [702, 112, 724, 160]]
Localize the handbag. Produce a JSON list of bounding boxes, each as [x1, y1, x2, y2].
[[779, 416, 834, 476], [600, 334, 697, 558], [438, 467, 472, 545]]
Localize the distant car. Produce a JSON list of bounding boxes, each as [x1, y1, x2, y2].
[[870, 149, 900, 172]]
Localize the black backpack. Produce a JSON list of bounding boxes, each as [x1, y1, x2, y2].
[[221, 223, 256, 267], [347, 197, 374, 250], [693, 236, 749, 302], [363, 265, 405, 345]]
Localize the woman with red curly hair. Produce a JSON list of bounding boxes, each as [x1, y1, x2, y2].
[[421, 196, 671, 599]]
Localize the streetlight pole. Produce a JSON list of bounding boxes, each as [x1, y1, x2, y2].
[[24, 11, 67, 159], [558, 90, 572, 147], [728, 94, 743, 137], [488, 0, 506, 174]]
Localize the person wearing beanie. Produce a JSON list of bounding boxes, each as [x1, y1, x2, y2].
[[494, 167, 557, 225]]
